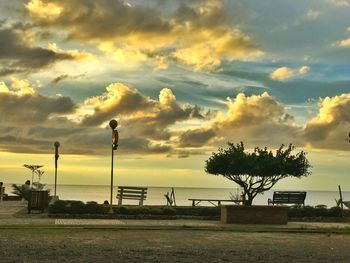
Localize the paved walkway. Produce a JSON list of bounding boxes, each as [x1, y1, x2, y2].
[[0, 200, 26, 218], [1, 201, 350, 232]]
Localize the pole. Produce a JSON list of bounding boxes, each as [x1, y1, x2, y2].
[[54, 141, 60, 199], [54, 163, 57, 197], [31, 171, 34, 188], [338, 185, 344, 211], [108, 119, 118, 214], [109, 142, 114, 214]]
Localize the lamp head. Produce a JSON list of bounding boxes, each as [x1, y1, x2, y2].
[[109, 119, 118, 130], [54, 141, 60, 148]]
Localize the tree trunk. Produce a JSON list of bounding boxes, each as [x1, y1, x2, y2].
[[244, 197, 253, 206], [242, 190, 253, 206]]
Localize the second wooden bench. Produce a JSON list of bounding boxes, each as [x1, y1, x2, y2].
[[117, 186, 147, 206]]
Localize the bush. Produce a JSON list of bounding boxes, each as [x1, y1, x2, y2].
[[115, 206, 178, 216], [49, 200, 106, 214], [49, 202, 220, 217], [288, 205, 345, 218], [327, 206, 343, 217]]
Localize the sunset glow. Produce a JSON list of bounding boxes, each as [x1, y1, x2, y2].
[[0, 0, 349, 190]]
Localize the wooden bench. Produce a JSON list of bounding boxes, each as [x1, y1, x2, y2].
[[188, 198, 243, 207], [268, 191, 306, 206], [117, 186, 147, 206]]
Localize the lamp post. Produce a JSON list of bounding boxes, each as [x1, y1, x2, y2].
[[54, 141, 60, 198], [109, 119, 119, 214]]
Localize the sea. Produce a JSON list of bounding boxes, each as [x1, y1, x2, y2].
[[2, 183, 349, 208]]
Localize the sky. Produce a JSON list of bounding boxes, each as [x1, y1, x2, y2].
[[0, 0, 349, 191]]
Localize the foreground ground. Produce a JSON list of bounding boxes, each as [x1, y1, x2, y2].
[[0, 228, 350, 262]]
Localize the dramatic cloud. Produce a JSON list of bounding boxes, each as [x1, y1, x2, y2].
[[1, 79, 349, 156], [212, 92, 301, 146], [81, 83, 207, 142], [81, 83, 157, 126], [0, 80, 76, 125], [0, 24, 86, 74], [176, 92, 303, 149], [25, 0, 170, 41], [304, 93, 350, 150], [24, 0, 263, 70], [0, 80, 209, 155], [270, 67, 294, 81]]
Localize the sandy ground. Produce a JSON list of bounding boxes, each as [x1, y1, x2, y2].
[[0, 229, 350, 262]]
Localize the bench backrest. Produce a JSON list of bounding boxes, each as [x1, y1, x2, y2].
[[117, 186, 147, 205], [273, 191, 306, 204]]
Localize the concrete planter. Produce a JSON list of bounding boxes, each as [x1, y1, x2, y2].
[[221, 205, 289, 224]]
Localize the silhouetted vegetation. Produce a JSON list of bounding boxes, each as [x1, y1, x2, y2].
[[49, 200, 220, 216], [288, 205, 345, 218], [205, 142, 311, 205], [48, 200, 350, 219]]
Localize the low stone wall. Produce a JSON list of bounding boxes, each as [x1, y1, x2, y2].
[[221, 205, 289, 224]]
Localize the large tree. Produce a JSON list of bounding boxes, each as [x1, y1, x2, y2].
[[205, 142, 311, 206]]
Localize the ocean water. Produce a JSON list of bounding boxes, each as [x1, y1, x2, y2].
[[3, 183, 348, 208]]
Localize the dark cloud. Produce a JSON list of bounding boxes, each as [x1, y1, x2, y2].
[[120, 137, 172, 154], [50, 72, 86, 85], [172, 1, 232, 30], [0, 24, 83, 74], [0, 67, 26, 76], [0, 92, 76, 124], [178, 128, 216, 147], [26, 0, 171, 41]]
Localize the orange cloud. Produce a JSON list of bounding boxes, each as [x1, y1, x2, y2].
[[24, 0, 263, 71], [304, 93, 350, 150], [270, 67, 294, 81]]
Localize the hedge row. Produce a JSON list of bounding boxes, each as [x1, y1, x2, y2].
[[288, 205, 347, 217], [48, 200, 220, 216], [49, 200, 349, 217]]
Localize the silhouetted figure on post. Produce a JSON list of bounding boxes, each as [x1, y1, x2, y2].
[[21, 180, 31, 201], [0, 182, 4, 201]]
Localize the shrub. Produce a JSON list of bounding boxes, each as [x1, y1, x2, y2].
[[86, 201, 105, 214], [288, 205, 345, 218], [49, 200, 106, 214], [162, 207, 176, 215], [327, 206, 343, 217]]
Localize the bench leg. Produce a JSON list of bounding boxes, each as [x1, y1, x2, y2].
[[118, 198, 122, 206]]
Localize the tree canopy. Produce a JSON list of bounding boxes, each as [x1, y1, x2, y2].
[[205, 142, 311, 205]]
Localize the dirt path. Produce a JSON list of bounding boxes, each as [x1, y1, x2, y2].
[[0, 229, 349, 262]]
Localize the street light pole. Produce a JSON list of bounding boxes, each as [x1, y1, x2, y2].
[[109, 119, 119, 214], [54, 141, 60, 198]]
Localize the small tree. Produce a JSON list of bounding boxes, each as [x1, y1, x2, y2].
[[205, 142, 311, 206]]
